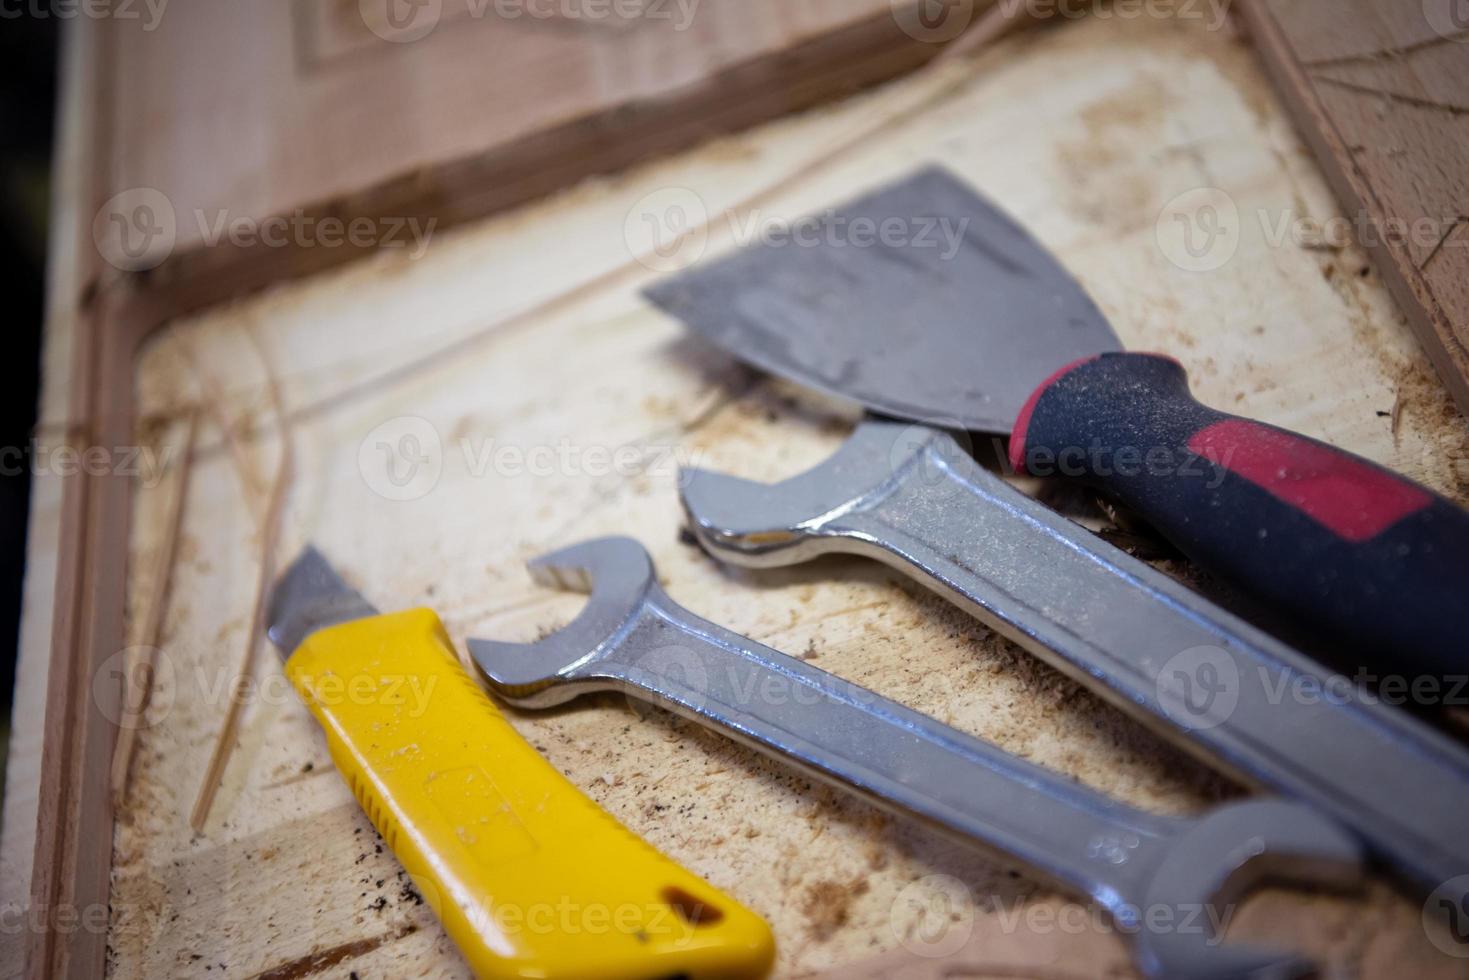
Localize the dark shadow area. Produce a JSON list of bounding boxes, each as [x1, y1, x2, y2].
[[0, 14, 59, 783]]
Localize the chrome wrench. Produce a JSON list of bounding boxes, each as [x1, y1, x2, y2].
[[680, 420, 1469, 899], [470, 537, 1360, 980]]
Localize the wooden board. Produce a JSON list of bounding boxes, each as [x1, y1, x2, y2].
[[89, 11, 1469, 979], [100, 0, 952, 307], [11, 6, 1469, 980], [1238, 0, 1469, 418], [11, 5, 986, 977]]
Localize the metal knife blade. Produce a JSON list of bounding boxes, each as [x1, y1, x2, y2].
[[643, 166, 1122, 433], [266, 547, 379, 658]]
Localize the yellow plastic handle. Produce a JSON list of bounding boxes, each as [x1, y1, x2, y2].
[[286, 608, 775, 980]]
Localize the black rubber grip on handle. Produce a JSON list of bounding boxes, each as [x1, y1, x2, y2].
[[1009, 352, 1469, 679]]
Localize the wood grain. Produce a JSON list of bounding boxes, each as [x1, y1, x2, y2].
[[12, 5, 1469, 979], [104, 0, 956, 312], [1238, 0, 1469, 417], [103, 12, 1469, 978]]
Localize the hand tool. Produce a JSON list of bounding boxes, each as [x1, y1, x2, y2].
[[267, 547, 776, 980], [469, 537, 1362, 980], [643, 166, 1469, 678], [680, 420, 1469, 902]]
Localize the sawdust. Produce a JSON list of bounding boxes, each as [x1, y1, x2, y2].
[[800, 877, 871, 943], [100, 8, 1469, 978]]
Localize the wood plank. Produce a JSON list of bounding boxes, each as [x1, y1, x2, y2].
[[0, 11, 96, 971], [105, 11, 1469, 978], [1238, 0, 1469, 417], [101, 0, 953, 311], [18, 19, 126, 979]]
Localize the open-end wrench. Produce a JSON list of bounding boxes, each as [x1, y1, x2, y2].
[[679, 420, 1469, 900], [470, 537, 1361, 980]]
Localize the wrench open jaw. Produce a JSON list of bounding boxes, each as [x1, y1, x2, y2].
[[680, 422, 1469, 902], [470, 537, 1360, 980]]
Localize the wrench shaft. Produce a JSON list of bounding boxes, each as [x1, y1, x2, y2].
[[591, 602, 1181, 909], [793, 425, 1469, 893]]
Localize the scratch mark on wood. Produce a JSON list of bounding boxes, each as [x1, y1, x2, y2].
[[1310, 75, 1469, 116], [249, 924, 416, 980], [1419, 215, 1468, 271], [1300, 30, 1469, 68]]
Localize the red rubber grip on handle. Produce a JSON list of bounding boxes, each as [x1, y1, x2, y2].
[[1010, 351, 1469, 678], [1188, 419, 1431, 543]]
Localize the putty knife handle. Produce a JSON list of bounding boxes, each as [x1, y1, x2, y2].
[[288, 608, 776, 980], [1009, 352, 1469, 679]]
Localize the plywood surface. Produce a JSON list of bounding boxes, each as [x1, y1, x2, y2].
[[27, 9, 1469, 980], [1239, 0, 1469, 419]]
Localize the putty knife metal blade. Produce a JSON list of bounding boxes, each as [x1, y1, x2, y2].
[[266, 546, 378, 657], [644, 166, 1122, 432]]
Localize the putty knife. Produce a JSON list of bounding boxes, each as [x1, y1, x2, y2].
[[645, 167, 1469, 678], [267, 547, 776, 980]]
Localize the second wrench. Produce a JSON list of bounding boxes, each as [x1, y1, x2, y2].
[[470, 538, 1360, 980]]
